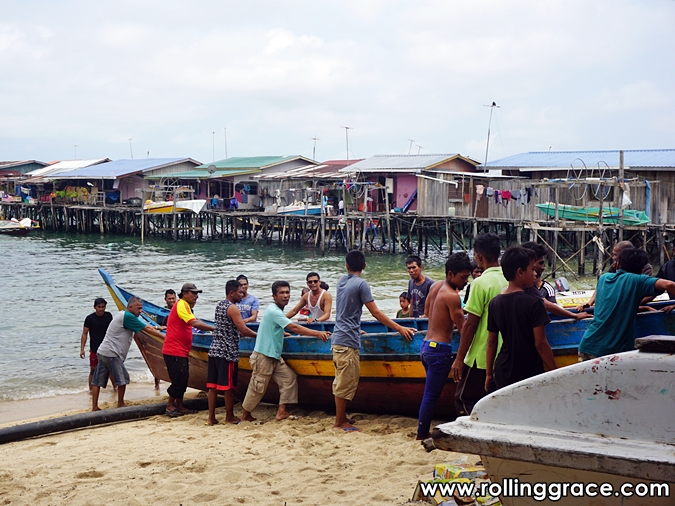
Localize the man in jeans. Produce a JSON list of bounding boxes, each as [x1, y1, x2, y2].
[[416, 252, 472, 440], [240, 280, 330, 422]]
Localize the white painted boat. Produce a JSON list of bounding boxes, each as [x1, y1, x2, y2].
[[431, 336, 675, 505], [143, 199, 207, 214], [0, 218, 35, 236], [276, 203, 333, 215]]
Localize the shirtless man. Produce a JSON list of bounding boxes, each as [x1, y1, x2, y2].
[[416, 252, 472, 440], [286, 272, 333, 323]]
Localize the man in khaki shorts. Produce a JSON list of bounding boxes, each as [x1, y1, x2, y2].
[[241, 280, 330, 422], [331, 250, 415, 431]]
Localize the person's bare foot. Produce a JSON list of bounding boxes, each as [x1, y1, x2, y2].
[[92, 406, 101, 412], [207, 418, 219, 426], [275, 409, 291, 421], [117, 402, 127, 408], [240, 412, 256, 422], [225, 416, 241, 424]]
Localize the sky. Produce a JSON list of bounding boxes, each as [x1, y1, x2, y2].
[[1, 0, 673, 165]]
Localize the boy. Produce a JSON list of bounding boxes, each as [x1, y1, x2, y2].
[[579, 248, 675, 360], [241, 281, 330, 422], [485, 247, 556, 394], [396, 292, 412, 318], [207, 279, 257, 426], [451, 233, 507, 417], [80, 297, 113, 392], [417, 252, 472, 440], [332, 250, 416, 431], [406, 255, 434, 317]]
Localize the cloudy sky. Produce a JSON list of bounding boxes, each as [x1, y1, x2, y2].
[[1, 0, 673, 164]]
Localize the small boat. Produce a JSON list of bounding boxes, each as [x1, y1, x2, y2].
[[98, 269, 675, 417], [430, 336, 675, 505], [537, 202, 651, 226], [143, 199, 207, 214], [276, 202, 333, 215], [0, 218, 36, 236]]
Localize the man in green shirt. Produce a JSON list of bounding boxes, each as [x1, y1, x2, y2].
[[451, 233, 507, 417]]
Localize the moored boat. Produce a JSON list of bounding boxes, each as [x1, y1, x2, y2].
[[536, 202, 650, 226], [0, 218, 37, 236], [430, 336, 675, 505], [276, 203, 333, 215], [143, 199, 207, 214]]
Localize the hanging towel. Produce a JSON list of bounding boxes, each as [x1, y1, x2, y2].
[[494, 190, 501, 204], [476, 184, 484, 201], [486, 187, 495, 197], [502, 190, 512, 202], [464, 193, 470, 203], [511, 189, 522, 205]]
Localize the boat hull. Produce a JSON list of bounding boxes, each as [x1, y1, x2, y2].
[[143, 199, 207, 214]]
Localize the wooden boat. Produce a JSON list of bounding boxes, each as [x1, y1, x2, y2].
[[0, 218, 36, 236], [537, 202, 650, 226], [143, 199, 207, 214], [430, 336, 675, 505], [97, 269, 674, 417]]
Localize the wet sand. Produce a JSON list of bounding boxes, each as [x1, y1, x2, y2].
[[0, 394, 467, 506]]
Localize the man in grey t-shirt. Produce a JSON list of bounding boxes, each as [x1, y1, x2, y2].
[[331, 250, 415, 431]]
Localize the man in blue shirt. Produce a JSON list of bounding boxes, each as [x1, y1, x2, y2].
[[240, 281, 330, 422], [236, 274, 260, 323], [579, 248, 675, 360]]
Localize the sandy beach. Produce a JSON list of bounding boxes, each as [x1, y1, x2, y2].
[[0, 394, 469, 506]]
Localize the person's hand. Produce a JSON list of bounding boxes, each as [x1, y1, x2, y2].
[[484, 374, 491, 393], [157, 325, 167, 331], [80, 349, 85, 359], [306, 317, 315, 324], [662, 305, 675, 314], [315, 331, 330, 342], [397, 325, 415, 341], [575, 312, 591, 320], [575, 304, 586, 312], [451, 358, 463, 383]]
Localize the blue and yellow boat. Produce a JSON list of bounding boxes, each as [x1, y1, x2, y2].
[[98, 268, 675, 418]]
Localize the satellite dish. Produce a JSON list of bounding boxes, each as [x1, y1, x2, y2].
[[207, 164, 216, 175]]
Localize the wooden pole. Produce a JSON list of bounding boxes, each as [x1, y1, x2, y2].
[[618, 150, 625, 241], [596, 181, 605, 278], [320, 188, 326, 255], [384, 189, 392, 253]]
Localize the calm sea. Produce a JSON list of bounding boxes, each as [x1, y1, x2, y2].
[[0, 231, 454, 402]]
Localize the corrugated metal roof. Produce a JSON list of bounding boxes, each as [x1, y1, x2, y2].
[[26, 159, 110, 177], [339, 154, 479, 173], [164, 168, 261, 180], [195, 155, 314, 170], [0, 160, 48, 169], [48, 158, 199, 180], [254, 164, 346, 180], [484, 149, 675, 170]]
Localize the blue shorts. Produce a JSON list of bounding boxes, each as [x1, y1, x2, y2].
[[93, 354, 130, 388]]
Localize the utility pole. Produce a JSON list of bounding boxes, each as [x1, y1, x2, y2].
[[224, 127, 228, 158], [73, 145, 78, 160], [483, 102, 499, 172], [212, 131, 215, 162], [340, 126, 352, 160], [129, 138, 134, 159]]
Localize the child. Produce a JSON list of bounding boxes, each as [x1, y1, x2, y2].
[[298, 287, 311, 317], [485, 247, 556, 394], [396, 292, 412, 318], [462, 261, 483, 304]]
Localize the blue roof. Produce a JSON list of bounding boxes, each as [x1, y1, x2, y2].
[[485, 149, 675, 170], [195, 156, 312, 170], [48, 158, 192, 179]]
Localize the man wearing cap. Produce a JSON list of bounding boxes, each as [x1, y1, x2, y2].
[[163, 282, 215, 417]]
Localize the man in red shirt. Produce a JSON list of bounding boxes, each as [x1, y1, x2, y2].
[[163, 282, 215, 417]]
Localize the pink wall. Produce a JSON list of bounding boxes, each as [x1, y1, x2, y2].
[[395, 175, 418, 210]]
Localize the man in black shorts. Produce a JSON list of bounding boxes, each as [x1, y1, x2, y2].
[[207, 280, 257, 425], [80, 298, 113, 392]]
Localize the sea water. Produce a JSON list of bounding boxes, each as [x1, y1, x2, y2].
[[0, 231, 452, 403]]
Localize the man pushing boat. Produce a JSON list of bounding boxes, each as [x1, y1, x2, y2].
[[240, 281, 331, 422]]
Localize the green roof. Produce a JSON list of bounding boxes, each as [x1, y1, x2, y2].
[[146, 168, 260, 180], [195, 156, 310, 170]]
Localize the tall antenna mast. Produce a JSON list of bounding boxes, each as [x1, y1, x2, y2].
[[310, 136, 320, 161], [212, 131, 215, 162], [407, 139, 415, 155], [128, 138, 134, 159], [340, 126, 352, 160], [73, 144, 78, 160], [224, 127, 228, 158], [483, 101, 500, 172]]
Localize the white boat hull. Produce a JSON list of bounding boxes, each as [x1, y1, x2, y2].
[[143, 199, 207, 214]]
